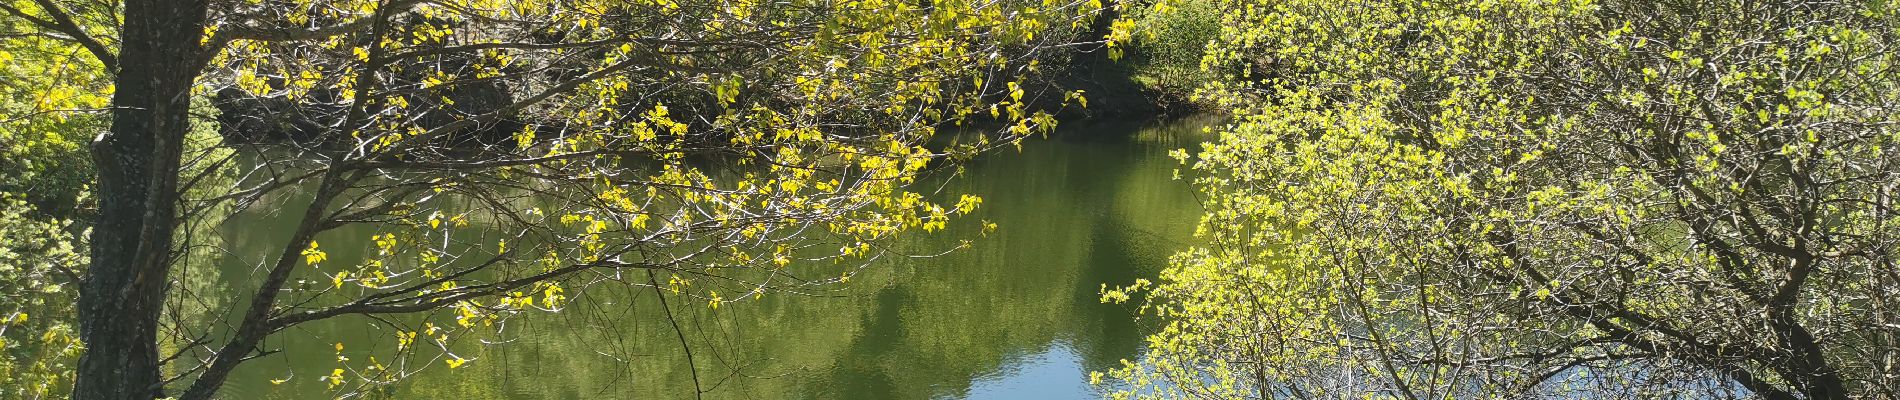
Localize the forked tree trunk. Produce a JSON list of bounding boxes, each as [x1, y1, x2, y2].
[[73, 0, 208, 398]]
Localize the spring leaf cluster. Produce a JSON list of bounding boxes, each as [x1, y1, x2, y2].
[[1107, 0, 1900, 398]]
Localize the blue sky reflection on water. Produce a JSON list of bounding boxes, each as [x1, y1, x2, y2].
[[956, 341, 1097, 400]]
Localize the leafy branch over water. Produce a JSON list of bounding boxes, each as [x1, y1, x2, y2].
[[2, 0, 1101, 398]]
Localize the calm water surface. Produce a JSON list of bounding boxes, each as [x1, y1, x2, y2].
[[208, 117, 1210, 399]]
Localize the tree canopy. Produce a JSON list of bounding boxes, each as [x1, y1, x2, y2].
[[1105, 0, 1900, 399]]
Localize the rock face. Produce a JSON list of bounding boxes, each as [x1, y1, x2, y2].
[[401, 56, 526, 148], [212, 78, 527, 148], [212, 87, 337, 144], [212, 44, 527, 148]]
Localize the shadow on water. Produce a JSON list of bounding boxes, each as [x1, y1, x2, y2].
[[209, 116, 1216, 399], [817, 289, 910, 399]]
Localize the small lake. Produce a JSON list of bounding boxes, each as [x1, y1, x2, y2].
[[207, 116, 1210, 399]]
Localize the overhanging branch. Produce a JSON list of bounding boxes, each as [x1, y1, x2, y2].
[[0, 0, 119, 70]]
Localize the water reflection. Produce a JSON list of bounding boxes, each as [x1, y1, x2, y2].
[[212, 116, 1213, 399]]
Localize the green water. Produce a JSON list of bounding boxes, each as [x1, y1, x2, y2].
[[203, 117, 1210, 399]]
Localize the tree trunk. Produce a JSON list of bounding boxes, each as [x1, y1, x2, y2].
[[73, 0, 208, 398]]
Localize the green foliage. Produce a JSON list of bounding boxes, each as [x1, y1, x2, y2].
[[1107, 0, 1900, 398], [0, 194, 85, 399], [1116, 0, 1221, 102], [0, 3, 107, 398], [0, 0, 108, 217]]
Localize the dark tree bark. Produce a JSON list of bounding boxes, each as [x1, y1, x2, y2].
[[74, 0, 209, 398]]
